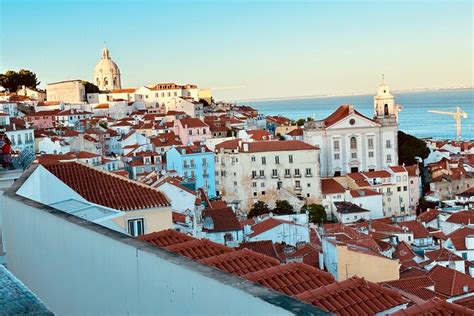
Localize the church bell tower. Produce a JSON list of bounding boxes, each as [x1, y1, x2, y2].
[[373, 76, 399, 125]]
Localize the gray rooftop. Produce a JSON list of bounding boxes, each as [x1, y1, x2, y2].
[[0, 264, 53, 315]]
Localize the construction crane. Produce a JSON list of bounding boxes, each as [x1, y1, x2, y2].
[[428, 106, 468, 141]]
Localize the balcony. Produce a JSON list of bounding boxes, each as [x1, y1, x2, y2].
[[294, 186, 302, 191], [293, 174, 301, 178], [271, 175, 279, 179], [305, 173, 313, 178], [284, 174, 292, 178]]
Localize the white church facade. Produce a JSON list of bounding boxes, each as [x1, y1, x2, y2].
[[304, 82, 400, 177]]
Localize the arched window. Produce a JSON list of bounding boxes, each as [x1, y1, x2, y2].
[[350, 137, 357, 150], [384, 104, 389, 115]]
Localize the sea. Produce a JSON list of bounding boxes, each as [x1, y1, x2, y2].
[[239, 89, 474, 140]]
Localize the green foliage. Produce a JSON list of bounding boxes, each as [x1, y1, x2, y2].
[[398, 131, 430, 165], [226, 130, 234, 137], [273, 200, 294, 215], [301, 204, 327, 224], [296, 118, 305, 126], [98, 121, 108, 129], [247, 201, 270, 218], [82, 81, 100, 94], [0, 69, 40, 92]]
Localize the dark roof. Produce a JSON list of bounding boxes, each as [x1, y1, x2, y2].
[[237, 240, 283, 261], [334, 202, 370, 214]]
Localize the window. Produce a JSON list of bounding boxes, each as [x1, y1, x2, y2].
[[351, 152, 357, 159], [403, 186, 407, 191], [334, 153, 340, 160], [306, 168, 312, 176], [386, 140, 391, 149], [259, 170, 265, 177], [350, 137, 357, 150], [285, 169, 291, 177], [368, 151, 374, 158], [203, 128, 206, 134], [333, 140, 340, 151], [234, 181, 237, 186], [398, 187, 401, 192], [251, 156, 256, 162], [252, 171, 257, 179], [294, 169, 300, 176], [262, 157, 266, 165], [396, 176, 401, 182], [272, 169, 278, 177], [295, 180, 301, 188], [189, 130, 193, 135], [252, 182, 257, 187], [128, 219, 144, 237], [275, 156, 280, 164], [289, 155, 293, 163], [261, 182, 265, 187], [387, 155, 392, 163], [368, 138, 374, 150]]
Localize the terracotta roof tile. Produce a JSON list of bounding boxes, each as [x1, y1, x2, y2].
[[202, 207, 241, 232], [322, 105, 376, 127], [392, 297, 474, 315], [321, 178, 346, 194], [417, 209, 440, 223], [177, 117, 208, 128], [200, 248, 280, 276], [447, 227, 474, 250], [165, 239, 233, 260], [42, 162, 170, 211], [237, 240, 283, 261], [137, 229, 194, 248], [426, 265, 474, 296], [297, 276, 407, 315], [424, 248, 463, 262], [446, 211, 474, 225], [398, 221, 430, 239], [243, 262, 335, 296]]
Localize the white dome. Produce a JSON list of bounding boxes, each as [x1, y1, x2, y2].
[[94, 48, 120, 76], [93, 47, 121, 91]]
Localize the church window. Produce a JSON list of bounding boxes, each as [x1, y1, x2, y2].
[[333, 140, 340, 151], [387, 154, 392, 163], [351, 152, 357, 159], [350, 137, 357, 150], [368, 138, 374, 149], [386, 140, 391, 148], [334, 153, 340, 160], [384, 104, 389, 115], [349, 119, 355, 125], [368, 151, 374, 158]]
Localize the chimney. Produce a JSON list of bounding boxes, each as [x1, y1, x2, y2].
[[243, 143, 249, 152]]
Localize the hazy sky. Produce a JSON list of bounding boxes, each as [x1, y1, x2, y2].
[[1, 0, 472, 100]]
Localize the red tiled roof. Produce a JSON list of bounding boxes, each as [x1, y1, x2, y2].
[[399, 267, 427, 279], [392, 297, 474, 315], [137, 229, 194, 248], [446, 210, 474, 225], [42, 162, 170, 211], [200, 248, 280, 276], [389, 166, 407, 173], [166, 238, 234, 260], [286, 128, 303, 136], [417, 209, 440, 223], [424, 247, 463, 262], [405, 165, 419, 177], [323, 105, 376, 127], [349, 188, 381, 198], [237, 240, 282, 261], [243, 262, 334, 296], [393, 241, 420, 263], [297, 277, 407, 315], [398, 220, 430, 239], [321, 178, 345, 194], [363, 170, 392, 178], [247, 217, 292, 237], [382, 276, 435, 296], [452, 295, 474, 310], [426, 265, 474, 296], [111, 88, 136, 93], [177, 117, 208, 128], [447, 227, 474, 250], [247, 129, 271, 141], [285, 244, 320, 267], [202, 207, 241, 232]]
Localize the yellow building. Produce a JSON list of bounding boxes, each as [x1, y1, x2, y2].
[[323, 238, 400, 283]]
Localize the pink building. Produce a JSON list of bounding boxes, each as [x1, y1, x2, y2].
[[173, 117, 211, 145], [24, 110, 60, 129]]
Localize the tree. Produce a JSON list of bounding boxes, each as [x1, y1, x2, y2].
[[398, 131, 430, 165], [82, 81, 100, 94], [273, 200, 294, 215], [247, 201, 270, 218], [301, 204, 327, 224], [295, 118, 305, 126], [0, 69, 40, 92], [416, 197, 437, 215]]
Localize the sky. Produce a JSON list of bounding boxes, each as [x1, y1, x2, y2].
[[0, 0, 472, 100]]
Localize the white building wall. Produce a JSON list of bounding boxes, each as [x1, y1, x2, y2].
[[1, 195, 317, 316]]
